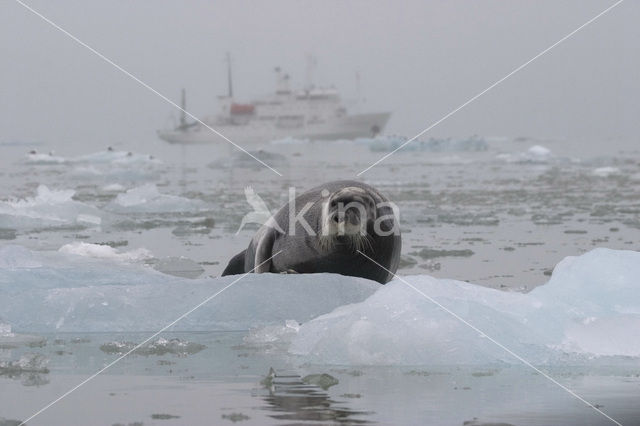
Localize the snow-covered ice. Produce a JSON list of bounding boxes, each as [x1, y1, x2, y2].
[[59, 242, 152, 262]]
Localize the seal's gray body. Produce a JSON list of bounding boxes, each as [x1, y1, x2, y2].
[[222, 180, 401, 284]]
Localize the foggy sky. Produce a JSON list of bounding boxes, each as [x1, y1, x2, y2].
[[1, 0, 638, 154]]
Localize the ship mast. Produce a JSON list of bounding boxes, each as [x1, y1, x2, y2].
[[179, 88, 187, 128], [226, 52, 233, 99]]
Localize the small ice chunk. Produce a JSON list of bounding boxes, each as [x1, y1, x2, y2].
[[0, 322, 13, 336], [244, 320, 301, 347], [593, 167, 620, 177], [25, 152, 66, 164], [301, 373, 339, 390], [59, 242, 152, 262], [102, 183, 125, 192], [76, 214, 102, 225], [0, 185, 102, 230], [527, 145, 551, 156], [153, 257, 204, 278], [107, 184, 207, 213], [99, 338, 206, 356], [0, 353, 49, 374]]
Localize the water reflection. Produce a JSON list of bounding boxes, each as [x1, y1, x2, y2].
[[260, 369, 373, 424]]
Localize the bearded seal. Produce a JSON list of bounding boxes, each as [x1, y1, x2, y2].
[[222, 180, 401, 284]]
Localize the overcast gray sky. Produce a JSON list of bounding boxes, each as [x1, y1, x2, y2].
[[1, 0, 637, 153]]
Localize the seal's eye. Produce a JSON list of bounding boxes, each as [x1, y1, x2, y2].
[[330, 200, 337, 208]]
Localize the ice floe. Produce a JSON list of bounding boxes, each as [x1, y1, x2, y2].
[[289, 248, 640, 365], [24, 149, 163, 183], [25, 149, 161, 167], [59, 242, 152, 262], [1, 245, 639, 365], [0, 246, 378, 332], [592, 166, 621, 177], [0, 185, 103, 230], [105, 184, 208, 213], [363, 135, 488, 153]]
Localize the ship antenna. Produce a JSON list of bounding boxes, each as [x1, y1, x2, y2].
[[179, 88, 187, 127], [226, 52, 233, 98]]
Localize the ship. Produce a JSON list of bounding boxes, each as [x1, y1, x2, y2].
[[157, 57, 391, 145]]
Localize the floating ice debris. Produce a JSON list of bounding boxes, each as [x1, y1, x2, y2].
[[289, 248, 640, 365], [527, 145, 551, 157], [152, 257, 204, 278], [0, 353, 49, 375], [0, 322, 46, 348], [99, 338, 206, 356], [244, 320, 301, 348], [209, 150, 289, 169], [365, 135, 488, 153], [410, 248, 475, 259], [102, 183, 126, 192], [301, 373, 339, 390], [151, 414, 180, 420], [496, 145, 559, 164], [0, 185, 103, 230], [59, 242, 152, 263], [463, 419, 515, 426], [24, 151, 66, 164], [25, 149, 161, 166], [0, 322, 12, 336], [221, 413, 250, 422], [76, 150, 161, 166], [269, 136, 309, 145], [106, 184, 208, 213], [593, 167, 620, 177]]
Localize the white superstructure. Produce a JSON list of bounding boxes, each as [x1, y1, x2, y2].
[[157, 63, 391, 145]]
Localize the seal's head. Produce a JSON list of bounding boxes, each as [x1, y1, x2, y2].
[[319, 186, 377, 252]]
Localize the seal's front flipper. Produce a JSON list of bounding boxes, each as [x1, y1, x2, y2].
[[254, 227, 277, 273], [221, 250, 247, 276], [279, 269, 299, 274]]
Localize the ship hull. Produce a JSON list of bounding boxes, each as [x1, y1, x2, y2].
[[157, 112, 391, 145]]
